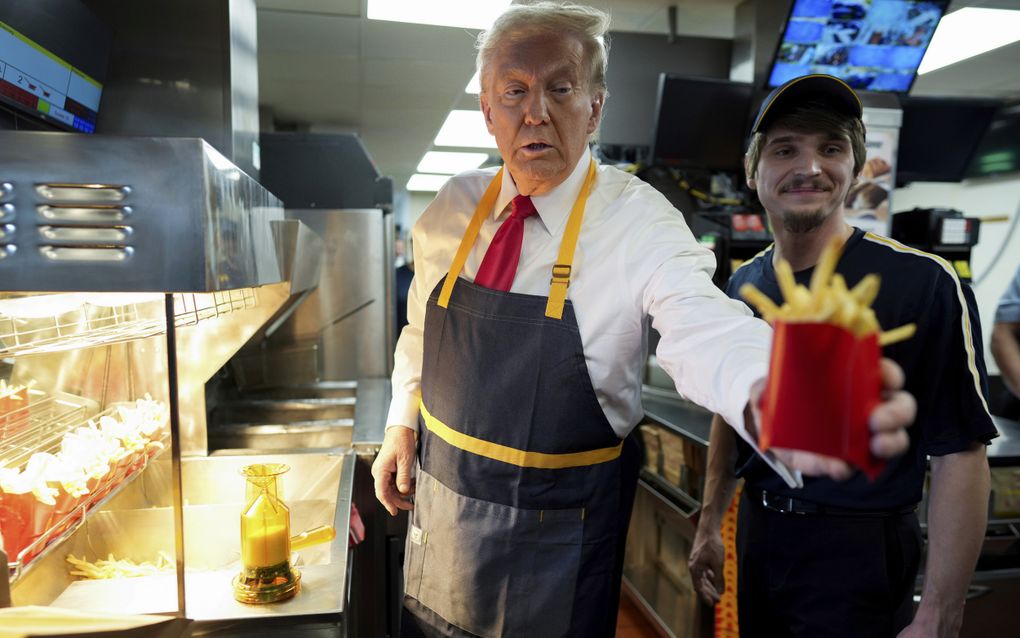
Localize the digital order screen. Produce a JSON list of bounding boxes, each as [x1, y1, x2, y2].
[[768, 0, 948, 93], [0, 20, 101, 133]]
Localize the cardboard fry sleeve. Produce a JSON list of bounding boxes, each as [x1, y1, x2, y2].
[[759, 321, 885, 479]]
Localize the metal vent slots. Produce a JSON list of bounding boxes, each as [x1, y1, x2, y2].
[[1, 183, 14, 259], [34, 184, 134, 262]]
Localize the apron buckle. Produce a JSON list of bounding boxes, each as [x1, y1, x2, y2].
[[550, 263, 572, 285]]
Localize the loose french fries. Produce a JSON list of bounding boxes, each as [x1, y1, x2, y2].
[[740, 236, 915, 346], [66, 551, 174, 579]]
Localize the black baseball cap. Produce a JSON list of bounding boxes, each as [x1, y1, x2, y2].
[[751, 74, 863, 135]]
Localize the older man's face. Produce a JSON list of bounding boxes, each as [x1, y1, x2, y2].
[[479, 32, 603, 196]]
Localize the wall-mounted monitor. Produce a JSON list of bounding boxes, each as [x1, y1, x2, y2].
[[768, 0, 949, 93], [966, 103, 1020, 179], [0, 0, 111, 133], [650, 74, 754, 173], [896, 95, 1000, 185]]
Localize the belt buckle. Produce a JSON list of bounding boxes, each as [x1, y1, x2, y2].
[[762, 491, 798, 514]]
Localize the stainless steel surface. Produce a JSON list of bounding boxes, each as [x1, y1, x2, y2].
[[233, 209, 393, 385], [0, 132, 284, 292], [642, 386, 713, 448], [208, 383, 360, 453], [40, 247, 132, 262], [215, 398, 356, 424], [39, 226, 131, 242], [35, 184, 130, 202], [37, 205, 131, 223], [14, 452, 354, 621], [989, 415, 1020, 465], [245, 381, 358, 401], [271, 220, 325, 297], [352, 378, 390, 449], [166, 295, 188, 616], [209, 423, 353, 452], [83, 0, 261, 179]]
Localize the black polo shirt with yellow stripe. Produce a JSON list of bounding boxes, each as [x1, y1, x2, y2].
[[728, 227, 998, 510]]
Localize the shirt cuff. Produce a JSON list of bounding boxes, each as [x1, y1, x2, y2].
[[386, 391, 421, 432], [723, 363, 803, 489]]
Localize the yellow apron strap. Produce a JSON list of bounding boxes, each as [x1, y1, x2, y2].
[[438, 158, 597, 319], [438, 166, 505, 308], [545, 159, 597, 319]]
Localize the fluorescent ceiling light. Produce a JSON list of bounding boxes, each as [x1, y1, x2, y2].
[[918, 8, 1020, 75], [465, 71, 481, 94], [434, 110, 497, 148], [368, 0, 512, 30], [418, 151, 489, 174], [407, 174, 453, 192]]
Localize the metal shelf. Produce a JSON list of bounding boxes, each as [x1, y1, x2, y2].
[[0, 289, 258, 357], [1, 398, 169, 582]]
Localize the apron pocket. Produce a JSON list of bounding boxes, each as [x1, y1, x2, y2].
[[409, 469, 583, 638]]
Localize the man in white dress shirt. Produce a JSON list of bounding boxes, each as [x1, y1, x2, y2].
[[373, 3, 915, 636]]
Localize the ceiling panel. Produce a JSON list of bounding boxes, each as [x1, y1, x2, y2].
[[258, 11, 361, 56], [361, 58, 473, 90], [360, 19, 479, 61], [254, 0, 1020, 195], [585, 0, 743, 37], [255, 0, 361, 17], [912, 41, 1020, 98]]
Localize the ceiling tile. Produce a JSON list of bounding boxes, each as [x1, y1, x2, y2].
[[360, 19, 479, 61], [256, 0, 361, 17], [257, 11, 360, 56]]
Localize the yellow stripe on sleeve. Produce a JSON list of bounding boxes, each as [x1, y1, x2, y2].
[[863, 233, 990, 417]]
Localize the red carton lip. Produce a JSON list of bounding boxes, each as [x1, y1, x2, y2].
[[760, 321, 885, 480]]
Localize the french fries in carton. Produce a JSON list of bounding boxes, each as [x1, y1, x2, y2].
[[740, 237, 916, 479]]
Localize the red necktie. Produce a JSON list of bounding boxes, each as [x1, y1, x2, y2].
[[474, 195, 538, 291]]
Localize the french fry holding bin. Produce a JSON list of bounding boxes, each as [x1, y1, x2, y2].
[[741, 237, 916, 480]]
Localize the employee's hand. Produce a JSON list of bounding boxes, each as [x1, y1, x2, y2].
[[752, 357, 916, 480], [372, 425, 417, 516], [689, 525, 725, 605]]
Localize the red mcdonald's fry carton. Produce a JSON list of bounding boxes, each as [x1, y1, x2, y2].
[[759, 320, 885, 480]]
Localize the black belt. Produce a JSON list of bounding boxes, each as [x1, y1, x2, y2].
[[755, 489, 917, 518]]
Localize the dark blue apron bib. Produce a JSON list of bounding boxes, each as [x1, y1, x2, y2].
[[401, 162, 638, 637]]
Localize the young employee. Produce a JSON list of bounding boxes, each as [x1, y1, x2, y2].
[[690, 74, 998, 638]]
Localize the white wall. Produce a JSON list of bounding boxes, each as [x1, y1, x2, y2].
[[892, 173, 1020, 374]]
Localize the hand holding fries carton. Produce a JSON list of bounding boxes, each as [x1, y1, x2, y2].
[[741, 237, 915, 480]]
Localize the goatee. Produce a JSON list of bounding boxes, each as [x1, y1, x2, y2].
[[782, 209, 828, 233]]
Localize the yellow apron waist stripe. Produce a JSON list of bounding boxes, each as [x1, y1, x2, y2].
[[419, 402, 623, 469]]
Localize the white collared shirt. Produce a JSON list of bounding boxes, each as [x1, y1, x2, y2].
[[389, 148, 774, 458]]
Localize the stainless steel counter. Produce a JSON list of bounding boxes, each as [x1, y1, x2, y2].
[[641, 386, 713, 448], [989, 415, 1020, 466], [642, 386, 1020, 466]]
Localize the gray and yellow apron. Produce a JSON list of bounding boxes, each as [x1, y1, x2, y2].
[[402, 161, 639, 638]]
